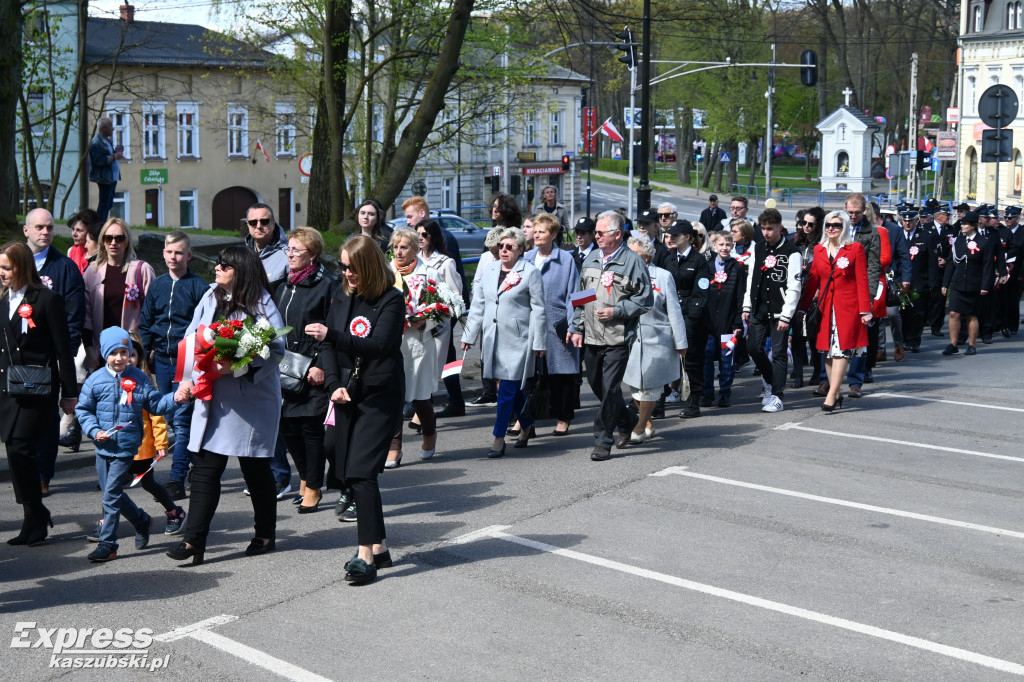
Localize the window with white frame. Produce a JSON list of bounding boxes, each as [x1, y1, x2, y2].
[[966, 73, 978, 115], [26, 91, 46, 137], [111, 191, 128, 222], [974, 4, 984, 31], [488, 113, 498, 146], [176, 102, 199, 158], [525, 111, 536, 146], [1017, 2, 1023, 28], [549, 110, 562, 146], [227, 105, 248, 157], [105, 101, 131, 159], [141, 102, 166, 159], [989, 67, 1001, 86], [442, 178, 453, 210], [179, 189, 198, 228], [276, 103, 296, 157]]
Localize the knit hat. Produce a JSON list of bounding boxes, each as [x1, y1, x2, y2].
[[99, 326, 132, 360]]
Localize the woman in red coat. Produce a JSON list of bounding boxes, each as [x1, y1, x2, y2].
[[797, 211, 873, 411]]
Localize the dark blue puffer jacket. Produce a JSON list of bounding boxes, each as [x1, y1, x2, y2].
[[76, 366, 178, 458]]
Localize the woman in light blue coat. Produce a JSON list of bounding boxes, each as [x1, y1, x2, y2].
[[523, 213, 579, 436], [462, 228, 547, 458], [167, 246, 285, 566]]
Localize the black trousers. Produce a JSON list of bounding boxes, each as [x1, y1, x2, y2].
[[996, 279, 1023, 333], [349, 478, 385, 546], [6, 436, 43, 506], [901, 286, 930, 347], [927, 284, 946, 333], [584, 344, 631, 449], [683, 318, 709, 400], [129, 459, 177, 512], [865, 322, 881, 372], [546, 374, 576, 423], [979, 287, 997, 338], [747, 316, 789, 398], [280, 415, 327, 489], [184, 449, 276, 549], [442, 334, 465, 409]]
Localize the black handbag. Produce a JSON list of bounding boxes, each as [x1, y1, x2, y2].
[[522, 357, 551, 421], [805, 263, 836, 341], [3, 325, 51, 397], [279, 349, 314, 398]]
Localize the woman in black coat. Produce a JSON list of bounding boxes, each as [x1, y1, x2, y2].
[[307, 235, 405, 585], [942, 210, 996, 355], [275, 227, 337, 512], [0, 242, 78, 545]]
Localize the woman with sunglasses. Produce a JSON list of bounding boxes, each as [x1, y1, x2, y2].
[[796, 211, 871, 412], [790, 208, 825, 388], [417, 219, 464, 422], [82, 219, 156, 369], [167, 246, 286, 565]]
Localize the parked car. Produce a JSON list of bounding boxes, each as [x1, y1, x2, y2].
[[388, 211, 492, 258]]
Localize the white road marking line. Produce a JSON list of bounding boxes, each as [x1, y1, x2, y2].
[[774, 421, 1024, 464], [481, 529, 1024, 676], [447, 524, 511, 544], [156, 615, 333, 681], [870, 391, 1024, 413], [650, 466, 1024, 539]]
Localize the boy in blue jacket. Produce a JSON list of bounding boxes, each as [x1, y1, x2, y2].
[[77, 327, 181, 562]]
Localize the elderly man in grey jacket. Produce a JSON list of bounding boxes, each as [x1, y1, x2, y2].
[[569, 210, 653, 461]]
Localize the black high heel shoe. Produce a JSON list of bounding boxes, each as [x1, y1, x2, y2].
[[513, 425, 536, 449], [297, 491, 321, 514], [166, 541, 204, 566], [408, 421, 423, 434], [821, 393, 845, 413], [486, 443, 506, 458], [244, 537, 275, 556], [13, 507, 54, 547]]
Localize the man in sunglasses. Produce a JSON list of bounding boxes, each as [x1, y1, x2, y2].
[[699, 195, 727, 232], [244, 203, 290, 296], [23, 208, 86, 496]]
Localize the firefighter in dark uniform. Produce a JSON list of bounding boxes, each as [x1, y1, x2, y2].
[[942, 210, 996, 355], [997, 205, 1024, 336], [975, 205, 1007, 344], [898, 206, 938, 352], [664, 219, 712, 419]]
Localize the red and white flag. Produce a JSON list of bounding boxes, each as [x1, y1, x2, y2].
[[255, 139, 270, 162], [720, 334, 737, 353], [571, 288, 597, 308], [130, 452, 166, 488], [599, 119, 623, 143], [441, 360, 464, 379]]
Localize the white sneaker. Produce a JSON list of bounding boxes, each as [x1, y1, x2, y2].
[[665, 390, 681, 403], [760, 387, 773, 406], [629, 431, 649, 444], [762, 395, 784, 413]]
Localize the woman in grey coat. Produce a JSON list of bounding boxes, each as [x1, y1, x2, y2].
[[167, 246, 286, 565], [462, 228, 547, 458], [623, 234, 687, 443], [523, 213, 579, 436]]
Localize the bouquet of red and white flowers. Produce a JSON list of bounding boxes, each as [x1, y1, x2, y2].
[[405, 275, 466, 325]]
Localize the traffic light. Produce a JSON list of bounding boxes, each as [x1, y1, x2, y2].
[[561, 154, 571, 172], [615, 28, 638, 70], [917, 150, 932, 167], [800, 50, 818, 87]]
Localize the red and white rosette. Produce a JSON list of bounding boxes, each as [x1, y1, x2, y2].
[[16, 303, 35, 334], [502, 270, 522, 292], [947, 235, 955, 246], [713, 270, 728, 289], [350, 316, 371, 338], [125, 282, 141, 307], [120, 377, 137, 406], [650, 277, 661, 293], [761, 255, 778, 271], [836, 256, 850, 269], [406, 274, 425, 291], [599, 270, 614, 295], [40, 275, 53, 290], [967, 240, 979, 254], [909, 245, 919, 259]]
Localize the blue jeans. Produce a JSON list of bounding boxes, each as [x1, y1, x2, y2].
[[493, 379, 533, 438], [96, 454, 148, 551], [96, 182, 117, 222], [702, 334, 735, 398], [153, 354, 193, 483], [271, 435, 291, 487]]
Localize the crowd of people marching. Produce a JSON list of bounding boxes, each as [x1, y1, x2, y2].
[[2, 189, 1020, 585]]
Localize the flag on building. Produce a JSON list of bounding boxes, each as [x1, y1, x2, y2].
[[255, 139, 270, 162], [599, 119, 623, 143]]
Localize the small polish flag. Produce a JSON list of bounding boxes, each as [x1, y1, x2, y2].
[[255, 139, 270, 162], [130, 452, 166, 488], [599, 119, 624, 143], [571, 288, 597, 307], [720, 334, 737, 353], [442, 360, 464, 379]]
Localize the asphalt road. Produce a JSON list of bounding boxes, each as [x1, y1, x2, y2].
[[2, 325, 1024, 680]]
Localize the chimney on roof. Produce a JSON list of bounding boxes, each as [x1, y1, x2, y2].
[[119, 4, 135, 22]]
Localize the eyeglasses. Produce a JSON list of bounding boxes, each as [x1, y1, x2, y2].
[[499, 244, 518, 251], [731, 205, 745, 211], [846, 209, 864, 216], [215, 259, 234, 269], [658, 213, 675, 219], [286, 248, 308, 256], [418, 232, 429, 238], [594, 230, 615, 237], [103, 234, 126, 244], [338, 263, 357, 274], [825, 223, 845, 230], [247, 218, 273, 227]]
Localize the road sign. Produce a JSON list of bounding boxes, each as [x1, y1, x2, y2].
[[885, 144, 895, 158], [934, 131, 957, 160], [947, 107, 960, 124], [978, 85, 1019, 129], [981, 128, 1013, 162], [140, 169, 167, 185], [412, 180, 427, 196], [298, 153, 312, 177], [720, 152, 731, 163]]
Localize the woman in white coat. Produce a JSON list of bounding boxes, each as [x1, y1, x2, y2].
[[462, 228, 547, 458], [417, 219, 464, 420], [388, 228, 440, 465], [167, 246, 285, 565], [622, 234, 687, 442]]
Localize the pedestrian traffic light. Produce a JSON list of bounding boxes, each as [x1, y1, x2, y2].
[[561, 154, 571, 172], [616, 28, 638, 71], [800, 50, 818, 87]]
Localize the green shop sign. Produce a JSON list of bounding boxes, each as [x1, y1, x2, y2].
[[140, 169, 168, 185]]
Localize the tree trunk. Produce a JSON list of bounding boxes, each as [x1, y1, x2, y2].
[[726, 140, 738, 192], [676, 107, 693, 184], [0, 0, 25, 230], [323, 0, 351, 230], [747, 136, 758, 187], [701, 142, 719, 188], [368, 0, 475, 209], [308, 89, 332, 232]]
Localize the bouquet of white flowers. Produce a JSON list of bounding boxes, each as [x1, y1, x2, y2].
[[405, 275, 466, 326]]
